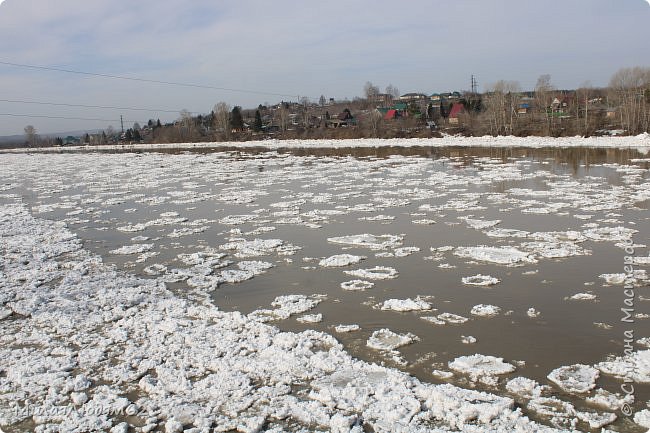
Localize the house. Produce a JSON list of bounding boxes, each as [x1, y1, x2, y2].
[[399, 93, 427, 101], [518, 103, 530, 114], [63, 136, 80, 145], [384, 109, 399, 120], [448, 103, 465, 124]]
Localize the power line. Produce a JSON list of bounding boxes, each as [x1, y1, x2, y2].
[[0, 113, 136, 123], [0, 98, 188, 114], [0, 60, 304, 99]]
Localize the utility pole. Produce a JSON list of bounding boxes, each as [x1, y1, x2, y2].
[[471, 75, 478, 94], [120, 115, 124, 133]]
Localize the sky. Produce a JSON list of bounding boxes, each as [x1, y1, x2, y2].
[[0, 0, 649, 136]]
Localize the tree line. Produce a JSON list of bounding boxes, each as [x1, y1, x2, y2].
[[19, 66, 650, 147]]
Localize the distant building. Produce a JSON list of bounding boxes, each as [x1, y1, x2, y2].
[[399, 93, 427, 101]]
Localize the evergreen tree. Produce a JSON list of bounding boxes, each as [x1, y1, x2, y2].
[[253, 110, 263, 132], [83, 133, 90, 144], [125, 129, 133, 141], [133, 129, 142, 141], [230, 106, 244, 131], [156, 119, 161, 128]]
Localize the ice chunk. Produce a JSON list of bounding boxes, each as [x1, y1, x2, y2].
[[461, 335, 477, 344], [461, 274, 500, 286], [340, 279, 374, 291], [237, 260, 274, 275], [454, 246, 537, 265], [366, 328, 419, 351], [421, 312, 469, 325], [596, 349, 650, 383], [110, 243, 154, 255], [327, 233, 403, 250], [505, 377, 542, 399], [319, 254, 365, 268], [547, 364, 599, 393], [448, 354, 516, 381], [334, 324, 360, 333], [380, 297, 432, 312], [344, 266, 398, 280], [297, 313, 322, 324], [586, 388, 632, 411], [634, 409, 650, 428], [584, 226, 637, 242], [527, 308, 541, 318], [567, 292, 598, 301], [470, 304, 501, 317]]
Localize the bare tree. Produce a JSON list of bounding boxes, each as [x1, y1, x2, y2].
[[609, 67, 650, 134], [213, 102, 231, 139], [24, 125, 37, 147], [385, 84, 400, 99], [535, 74, 555, 135], [482, 80, 520, 135], [363, 81, 380, 100], [178, 109, 194, 140], [364, 109, 383, 137], [277, 102, 290, 132]]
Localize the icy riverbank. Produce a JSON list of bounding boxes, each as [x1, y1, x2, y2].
[[0, 204, 573, 432], [2, 133, 650, 153]]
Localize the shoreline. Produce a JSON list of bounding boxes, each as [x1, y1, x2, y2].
[[2, 134, 650, 154]]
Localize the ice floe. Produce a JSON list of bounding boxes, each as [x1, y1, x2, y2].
[[547, 364, 599, 393], [454, 246, 538, 265], [366, 328, 419, 351], [461, 274, 500, 286], [470, 304, 502, 317], [448, 354, 516, 382], [344, 266, 398, 280], [339, 279, 374, 291], [327, 233, 403, 250], [379, 298, 433, 312], [318, 254, 365, 268]]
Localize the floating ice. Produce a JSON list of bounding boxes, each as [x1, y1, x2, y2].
[[109, 243, 154, 255], [366, 328, 419, 351], [334, 324, 360, 333], [219, 269, 255, 283], [634, 409, 650, 429], [527, 308, 541, 318], [219, 238, 284, 258], [297, 313, 323, 323], [505, 377, 543, 399], [586, 388, 632, 411], [319, 254, 365, 268], [547, 364, 599, 393], [327, 233, 403, 250], [379, 298, 432, 312], [454, 246, 537, 265], [567, 292, 598, 301], [421, 313, 469, 325], [340, 280, 374, 291], [584, 226, 637, 242], [460, 217, 501, 230], [461, 274, 500, 286], [237, 260, 274, 275], [344, 266, 398, 280], [471, 304, 501, 317], [448, 354, 516, 381], [596, 349, 650, 383], [461, 335, 477, 344]]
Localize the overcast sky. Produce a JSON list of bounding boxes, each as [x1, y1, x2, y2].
[[0, 0, 649, 136]]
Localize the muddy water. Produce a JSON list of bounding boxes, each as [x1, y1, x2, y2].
[[2, 145, 649, 431]]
